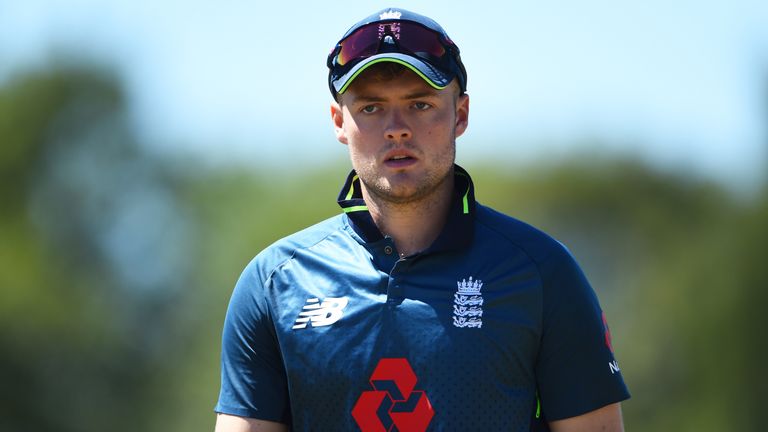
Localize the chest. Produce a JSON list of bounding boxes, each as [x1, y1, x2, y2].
[[268, 245, 543, 379], [266, 246, 543, 430]]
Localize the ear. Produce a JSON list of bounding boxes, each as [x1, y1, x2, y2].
[[330, 101, 348, 145], [454, 93, 469, 138]]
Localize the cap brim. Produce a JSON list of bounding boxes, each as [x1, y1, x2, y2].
[[332, 53, 453, 95]]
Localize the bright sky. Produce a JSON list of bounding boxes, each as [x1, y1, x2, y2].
[[1, 1, 766, 188]]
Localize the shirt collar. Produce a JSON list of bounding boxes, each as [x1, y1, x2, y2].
[[337, 164, 476, 252]]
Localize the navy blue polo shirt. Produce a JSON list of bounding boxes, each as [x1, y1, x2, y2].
[[216, 165, 629, 431]]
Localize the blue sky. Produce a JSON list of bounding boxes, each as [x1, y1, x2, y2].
[[1, 1, 766, 188]]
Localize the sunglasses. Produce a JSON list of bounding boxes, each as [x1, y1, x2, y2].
[[328, 20, 457, 69]]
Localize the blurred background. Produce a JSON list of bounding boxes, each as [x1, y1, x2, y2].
[[1, 1, 766, 431]]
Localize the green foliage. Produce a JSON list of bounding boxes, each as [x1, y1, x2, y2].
[[1, 63, 765, 431], [0, 66, 193, 432]]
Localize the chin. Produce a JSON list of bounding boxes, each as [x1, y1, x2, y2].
[[381, 183, 437, 205]]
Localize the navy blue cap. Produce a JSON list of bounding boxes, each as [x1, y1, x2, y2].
[[327, 8, 467, 97]]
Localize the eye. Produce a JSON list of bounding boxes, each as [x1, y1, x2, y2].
[[361, 104, 379, 114], [413, 101, 432, 110]]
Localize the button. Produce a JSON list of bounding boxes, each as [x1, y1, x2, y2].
[[384, 245, 394, 255]]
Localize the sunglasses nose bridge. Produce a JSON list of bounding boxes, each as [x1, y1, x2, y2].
[[381, 34, 398, 52]]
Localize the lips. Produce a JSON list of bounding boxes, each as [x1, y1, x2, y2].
[[383, 152, 418, 168], [384, 149, 417, 161]]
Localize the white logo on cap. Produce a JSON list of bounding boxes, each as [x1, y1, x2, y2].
[[379, 10, 402, 20]]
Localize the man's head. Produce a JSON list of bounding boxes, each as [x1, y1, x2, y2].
[[328, 9, 469, 208], [327, 8, 467, 101], [328, 11, 470, 208]]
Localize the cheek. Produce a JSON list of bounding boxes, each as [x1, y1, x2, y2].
[[342, 114, 369, 140], [344, 119, 379, 150], [421, 111, 454, 136], [421, 122, 452, 142], [345, 132, 374, 162], [349, 117, 378, 138]]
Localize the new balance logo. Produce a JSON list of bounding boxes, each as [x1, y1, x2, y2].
[[292, 297, 349, 330]]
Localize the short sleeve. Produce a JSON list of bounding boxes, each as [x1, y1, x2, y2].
[[535, 244, 630, 421], [215, 262, 290, 423]]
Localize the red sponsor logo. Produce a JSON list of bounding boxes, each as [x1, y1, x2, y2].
[[352, 358, 434, 432]]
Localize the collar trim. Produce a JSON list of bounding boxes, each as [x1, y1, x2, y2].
[[343, 205, 369, 213], [337, 165, 476, 250]]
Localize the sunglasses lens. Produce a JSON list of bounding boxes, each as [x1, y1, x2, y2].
[[397, 24, 446, 58], [337, 29, 381, 66], [336, 22, 448, 67]]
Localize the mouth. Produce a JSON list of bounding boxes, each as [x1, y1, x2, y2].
[[388, 155, 413, 161], [383, 153, 417, 168]]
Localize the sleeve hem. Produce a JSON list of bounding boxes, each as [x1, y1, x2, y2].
[[545, 391, 630, 421], [213, 404, 285, 423]]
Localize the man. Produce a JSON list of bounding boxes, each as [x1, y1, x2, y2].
[[215, 8, 629, 432]]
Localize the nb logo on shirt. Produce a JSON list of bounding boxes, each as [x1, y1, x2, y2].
[[292, 297, 349, 330]]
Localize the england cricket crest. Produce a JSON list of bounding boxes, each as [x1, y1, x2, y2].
[[453, 276, 483, 328]]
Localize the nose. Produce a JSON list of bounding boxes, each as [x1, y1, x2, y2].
[[384, 110, 412, 142]]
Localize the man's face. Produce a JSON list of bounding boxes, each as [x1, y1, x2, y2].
[[331, 69, 469, 206]]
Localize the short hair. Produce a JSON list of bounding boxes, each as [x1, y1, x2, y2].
[[355, 62, 409, 84]]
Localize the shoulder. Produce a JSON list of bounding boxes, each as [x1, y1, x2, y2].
[[473, 203, 589, 294], [474, 203, 570, 264], [241, 214, 349, 281]]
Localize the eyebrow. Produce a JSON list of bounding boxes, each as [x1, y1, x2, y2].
[[404, 89, 441, 99], [351, 95, 387, 103], [351, 90, 441, 104]]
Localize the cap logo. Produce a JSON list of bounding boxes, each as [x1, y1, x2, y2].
[[379, 10, 402, 20]]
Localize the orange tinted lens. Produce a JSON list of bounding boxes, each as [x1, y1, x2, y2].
[[337, 27, 381, 66]]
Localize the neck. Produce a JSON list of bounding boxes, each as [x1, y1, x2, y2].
[[362, 175, 454, 257]]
